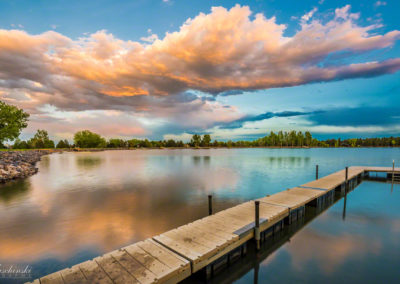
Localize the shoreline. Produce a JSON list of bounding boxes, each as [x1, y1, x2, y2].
[[0, 150, 54, 183], [58, 146, 400, 151], [1, 147, 397, 183]]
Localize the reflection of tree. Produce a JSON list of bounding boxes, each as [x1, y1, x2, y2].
[[192, 156, 211, 166], [76, 156, 103, 169], [263, 156, 311, 168], [0, 180, 30, 203]]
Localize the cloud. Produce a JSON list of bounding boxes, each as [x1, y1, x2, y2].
[[1, 5, 399, 107], [374, 1, 387, 7], [301, 7, 317, 22], [218, 110, 320, 129], [140, 33, 158, 43], [307, 106, 400, 127], [0, 4, 400, 139]]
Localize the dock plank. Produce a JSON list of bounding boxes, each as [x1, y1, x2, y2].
[[124, 243, 176, 282], [137, 239, 191, 281], [153, 234, 201, 261], [40, 272, 64, 284], [59, 266, 87, 284], [79, 260, 113, 284], [259, 190, 315, 209], [95, 253, 139, 284], [111, 249, 157, 284]]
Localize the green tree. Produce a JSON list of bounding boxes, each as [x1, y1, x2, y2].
[[190, 134, 201, 147], [297, 131, 304, 147], [305, 131, 312, 147], [201, 134, 211, 147], [107, 139, 126, 148], [13, 138, 29, 149], [127, 139, 141, 148], [56, 139, 70, 148], [28, 129, 55, 148], [165, 139, 177, 147], [74, 130, 106, 148], [0, 101, 29, 146]]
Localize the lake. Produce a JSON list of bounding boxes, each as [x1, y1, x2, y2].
[[0, 148, 399, 283]]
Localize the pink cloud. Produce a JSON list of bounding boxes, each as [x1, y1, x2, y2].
[[0, 4, 399, 138], [1, 4, 399, 104]]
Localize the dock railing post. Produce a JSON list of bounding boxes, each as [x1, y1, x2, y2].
[[345, 166, 348, 192], [316, 165, 319, 180], [208, 195, 213, 215], [255, 201, 260, 250]]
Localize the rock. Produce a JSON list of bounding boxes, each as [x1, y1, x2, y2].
[[0, 150, 51, 183]]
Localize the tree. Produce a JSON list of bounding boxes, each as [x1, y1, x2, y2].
[[56, 139, 70, 148], [166, 139, 177, 147], [28, 129, 55, 148], [107, 139, 126, 148], [297, 131, 304, 147], [0, 101, 29, 145], [201, 134, 211, 147], [190, 134, 201, 147], [305, 131, 312, 147], [127, 139, 141, 148], [74, 130, 106, 148], [13, 138, 29, 149]]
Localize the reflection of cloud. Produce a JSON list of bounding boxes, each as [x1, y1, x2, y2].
[[192, 167, 239, 193], [285, 229, 381, 274], [0, 151, 240, 263]]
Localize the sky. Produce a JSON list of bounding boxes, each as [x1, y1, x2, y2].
[[0, 0, 400, 142]]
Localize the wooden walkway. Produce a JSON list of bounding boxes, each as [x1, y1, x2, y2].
[[28, 166, 399, 284]]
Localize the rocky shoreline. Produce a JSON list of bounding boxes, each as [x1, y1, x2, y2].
[[0, 150, 52, 183]]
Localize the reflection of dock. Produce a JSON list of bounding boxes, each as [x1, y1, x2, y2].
[[29, 166, 399, 284]]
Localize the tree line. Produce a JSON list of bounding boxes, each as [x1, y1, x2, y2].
[[9, 129, 400, 149], [1, 100, 400, 149]]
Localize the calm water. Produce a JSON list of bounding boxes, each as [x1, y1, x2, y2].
[[0, 148, 399, 283]]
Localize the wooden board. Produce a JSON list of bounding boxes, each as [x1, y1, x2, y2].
[[258, 191, 311, 209], [110, 249, 156, 284], [78, 260, 113, 284], [137, 239, 191, 282], [59, 266, 87, 284], [94, 253, 138, 284], [40, 272, 64, 284], [285, 187, 327, 200], [302, 167, 364, 190]]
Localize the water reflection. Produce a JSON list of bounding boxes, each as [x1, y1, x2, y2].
[[75, 156, 103, 169], [0, 148, 399, 282], [0, 150, 243, 281], [262, 156, 311, 168], [0, 180, 30, 204], [206, 181, 400, 284]]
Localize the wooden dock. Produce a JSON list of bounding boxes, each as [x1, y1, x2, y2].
[[28, 166, 399, 284]]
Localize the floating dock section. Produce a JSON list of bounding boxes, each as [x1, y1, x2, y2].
[[29, 166, 399, 284]]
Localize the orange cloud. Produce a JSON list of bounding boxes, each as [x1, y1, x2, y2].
[[1, 5, 399, 104], [0, 4, 400, 139]]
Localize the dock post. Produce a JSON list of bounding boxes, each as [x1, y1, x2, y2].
[[255, 201, 260, 250], [316, 165, 319, 180], [345, 166, 348, 192], [208, 195, 213, 215], [392, 160, 395, 184]]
